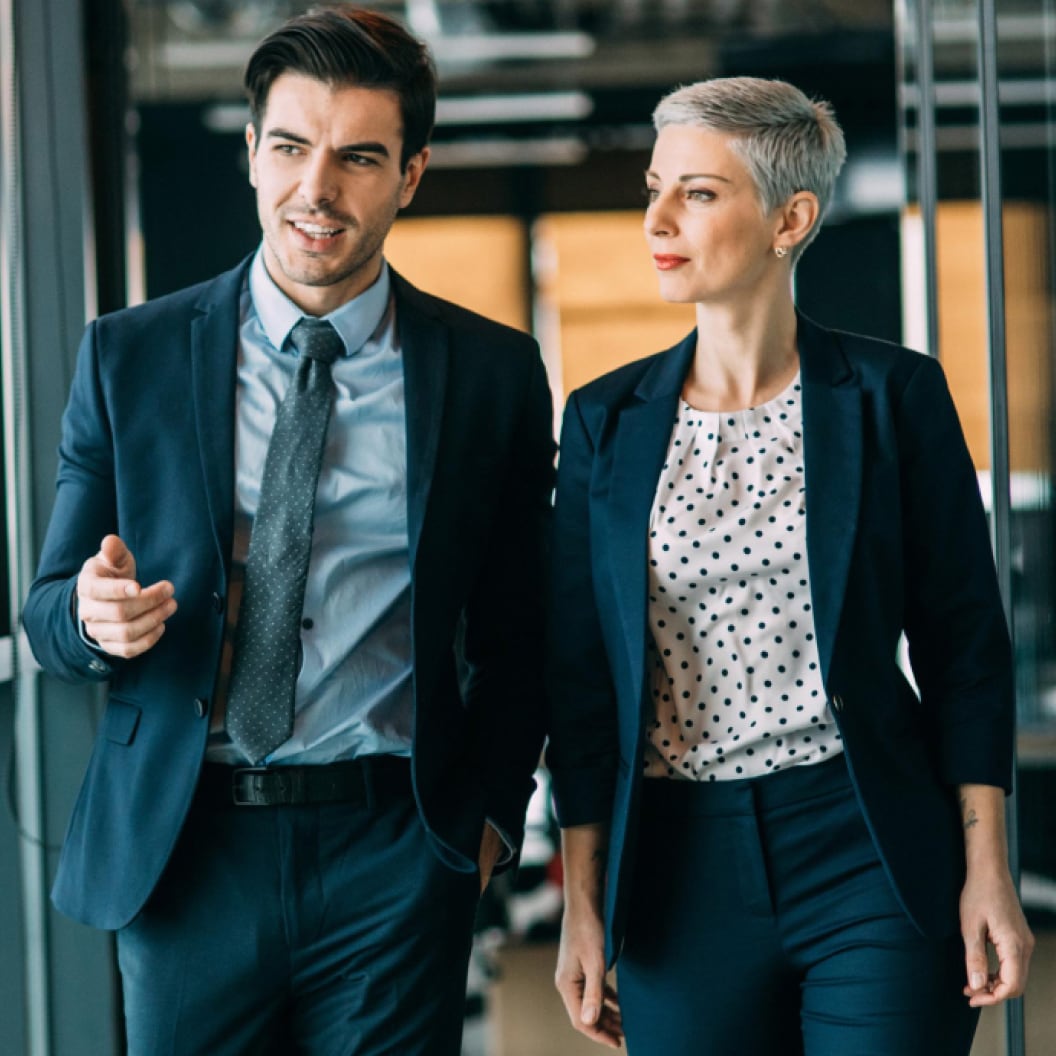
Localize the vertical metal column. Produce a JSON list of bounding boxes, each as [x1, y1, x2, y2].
[[0, 0, 51, 1050], [914, 0, 942, 358], [975, 1, 1025, 1052]]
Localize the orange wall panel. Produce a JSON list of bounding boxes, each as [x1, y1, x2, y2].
[[535, 212, 695, 397], [385, 215, 530, 333]]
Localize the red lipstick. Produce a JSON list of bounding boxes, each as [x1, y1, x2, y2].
[[653, 255, 689, 270]]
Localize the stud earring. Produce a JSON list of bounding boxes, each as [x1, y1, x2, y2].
[[774, 246, 788, 259]]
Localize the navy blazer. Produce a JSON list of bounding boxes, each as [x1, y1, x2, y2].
[[24, 258, 556, 930], [546, 313, 1013, 966]]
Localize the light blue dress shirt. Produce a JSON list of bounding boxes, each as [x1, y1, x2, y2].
[[206, 249, 413, 765]]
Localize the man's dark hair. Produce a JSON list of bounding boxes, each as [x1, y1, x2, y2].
[[244, 4, 437, 169]]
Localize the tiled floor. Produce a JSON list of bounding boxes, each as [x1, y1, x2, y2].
[[487, 931, 1055, 1055]]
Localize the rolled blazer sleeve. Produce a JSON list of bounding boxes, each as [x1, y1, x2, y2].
[[897, 355, 1014, 792]]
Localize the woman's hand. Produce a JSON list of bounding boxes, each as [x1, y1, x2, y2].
[[555, 822, 623, 1048], [958, 784, 1035, 1006], [555, 902, 623, 1048], [960, 864, 1034, 1006]]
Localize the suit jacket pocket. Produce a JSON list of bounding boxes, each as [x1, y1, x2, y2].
[[102, 697, 141, 746]]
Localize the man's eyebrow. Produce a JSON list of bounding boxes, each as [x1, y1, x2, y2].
[[265, 129, 390, 158], [339, 141, 390, 158], [267, 128, 311, 145]]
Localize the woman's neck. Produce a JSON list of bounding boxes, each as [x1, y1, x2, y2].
[[685, 294, 799, 412]]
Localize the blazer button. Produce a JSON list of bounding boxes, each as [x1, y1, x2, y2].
[[193, 697, 208, 719], [211, 592, 224, 614], [832, 694, 845, 713], [88, 658, 107, 674]]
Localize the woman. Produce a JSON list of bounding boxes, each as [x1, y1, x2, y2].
[[547, 77, 1033, 1054]]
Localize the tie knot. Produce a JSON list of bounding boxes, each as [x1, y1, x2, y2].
[[290, 317, 343, 366]]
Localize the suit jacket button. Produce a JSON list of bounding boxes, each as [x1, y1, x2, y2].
[[211, 592, 224, 614], [832, 694, 845, 712], [193, 697, 208, 719], [88, 658, 107, 674]]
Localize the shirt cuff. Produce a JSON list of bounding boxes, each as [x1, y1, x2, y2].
[[72, 592, 108, 655], [485, 816, 516, 867]]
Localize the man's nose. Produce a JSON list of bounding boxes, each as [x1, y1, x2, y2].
[[300, 156, 338, 208]]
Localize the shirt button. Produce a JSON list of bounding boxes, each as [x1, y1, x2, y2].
[[832, 694, 845, 712], [301, 617, 314, 630], [211, 592, 224, 614], [193, 697, 208, 719]]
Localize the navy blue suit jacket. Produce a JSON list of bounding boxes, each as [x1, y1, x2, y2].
[[546, 313, 1013, 965], [24, 258, 556, 930]]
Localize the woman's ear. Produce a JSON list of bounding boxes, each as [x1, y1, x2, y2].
[[774, 191, 820, 257]]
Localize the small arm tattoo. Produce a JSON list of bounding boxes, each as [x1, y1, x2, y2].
[[960, 795, 979, 831]]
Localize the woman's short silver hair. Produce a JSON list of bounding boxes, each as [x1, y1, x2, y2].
[[653, 77, 847, 263]]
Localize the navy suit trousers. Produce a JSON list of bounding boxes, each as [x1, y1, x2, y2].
[[116, 769, 479, 1056], [617, 755, 979, 1055]]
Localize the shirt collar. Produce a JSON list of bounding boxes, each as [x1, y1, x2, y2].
[[248, 246, 392, 359]]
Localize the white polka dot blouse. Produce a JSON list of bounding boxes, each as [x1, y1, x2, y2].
[[644, 373, 843, 781]]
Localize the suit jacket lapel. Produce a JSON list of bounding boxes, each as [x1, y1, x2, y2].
[[392, 272, 448, 569], [190, 258, 249, 579], [607, 332, 696, 690], [798, 312, 863, 686]]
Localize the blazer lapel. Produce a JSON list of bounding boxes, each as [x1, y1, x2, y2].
[[606, 332, 696, 689], [392, 272, 448, 568], [190, 259, 249, 577], [798, 313, 863, 686]]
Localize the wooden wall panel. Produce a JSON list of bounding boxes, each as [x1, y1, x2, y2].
[[385, 215, 530, 333], [535, 212, 695, 398], [931, 202, 1051, 472]]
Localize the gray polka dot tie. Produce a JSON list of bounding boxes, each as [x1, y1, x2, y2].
[[225, 317, 343, 764]]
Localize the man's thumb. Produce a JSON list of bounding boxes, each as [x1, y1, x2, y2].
[[98, 535, 135, 578]]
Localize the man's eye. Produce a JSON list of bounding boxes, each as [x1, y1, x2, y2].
[[274, 144, 301, 155], [343, 153, 377, 166]]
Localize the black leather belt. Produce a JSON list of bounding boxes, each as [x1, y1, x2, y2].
[[198, 756, 411, 808]]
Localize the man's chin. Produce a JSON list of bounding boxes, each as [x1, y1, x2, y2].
[[278, 259, 357, 290]]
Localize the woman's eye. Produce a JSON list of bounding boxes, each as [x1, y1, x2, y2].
[[643, 186, 659, 202]]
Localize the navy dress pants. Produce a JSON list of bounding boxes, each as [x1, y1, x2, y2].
[[617, 755, 978, 1056], [116, 767, 479, 1056]]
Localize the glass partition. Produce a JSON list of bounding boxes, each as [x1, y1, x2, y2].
[[900, 2, 1056, 1053]]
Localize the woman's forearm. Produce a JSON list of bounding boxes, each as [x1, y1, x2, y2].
[[957, 782, 1034, 1004], [561, 822, 609, 914], [958, 783, 1010, 875]]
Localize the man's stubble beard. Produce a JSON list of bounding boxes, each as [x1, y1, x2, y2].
[[270, 195, 401, 291]]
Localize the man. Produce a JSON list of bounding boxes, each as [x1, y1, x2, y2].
[[24, 6, 554, 1053]]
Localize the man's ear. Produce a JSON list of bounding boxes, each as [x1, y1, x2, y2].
[[398, 147, 430, 209], [245, 123, 259, 189]]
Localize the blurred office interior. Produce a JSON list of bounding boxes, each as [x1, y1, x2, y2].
[[1, 1, 1054, 1053]]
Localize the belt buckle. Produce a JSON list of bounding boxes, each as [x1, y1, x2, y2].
[[231, 766, 284, 806]]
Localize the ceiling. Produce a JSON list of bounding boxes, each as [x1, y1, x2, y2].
[[131, 0, 894, 101], [128, 0, 1055, 189], [131, 0, 901, 172]]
